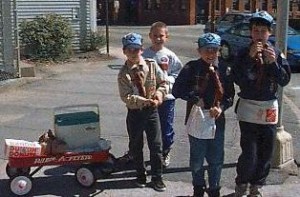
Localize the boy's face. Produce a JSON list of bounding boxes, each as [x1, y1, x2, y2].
[[198, 47, 220, 65], [251, 24, 271, 44], [149, 27, 168, 49], [123, 47, 143, 64]]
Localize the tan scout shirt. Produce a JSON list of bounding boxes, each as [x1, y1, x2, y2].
[[118, 58, 167, 109]]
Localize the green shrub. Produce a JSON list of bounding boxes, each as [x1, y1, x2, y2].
[[19, 14, 73, 61], [81, 31, 106, 52]]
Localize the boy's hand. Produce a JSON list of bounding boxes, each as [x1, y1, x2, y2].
[[209, 106, 222, 119], [263, 47, 276, 64], [143, 99, 152, 107], [149, 99, 160, 107], [150, 91, 163, 107], [154, 91, 163, 104], [249, 42, 264, 59]]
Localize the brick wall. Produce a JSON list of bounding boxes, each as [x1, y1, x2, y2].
[[138, 0, 196, 25], [97, 0, 300, 26]]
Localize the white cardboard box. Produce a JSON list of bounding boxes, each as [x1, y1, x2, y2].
[[4, 139, 41, 158]]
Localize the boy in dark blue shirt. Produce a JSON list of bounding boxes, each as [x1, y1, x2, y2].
[[232, 11, 291, 197]]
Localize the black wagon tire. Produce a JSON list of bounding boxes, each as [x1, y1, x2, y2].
[[75, 165, 96, 188], [10, 175, 32, 196]]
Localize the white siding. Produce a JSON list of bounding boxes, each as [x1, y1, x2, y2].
[[16, 0, 92, 51]]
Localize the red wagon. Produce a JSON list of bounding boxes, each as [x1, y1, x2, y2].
[[5, 104, 116, 196]]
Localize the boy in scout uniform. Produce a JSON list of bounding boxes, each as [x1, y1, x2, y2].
[[232, 11, 291, 197], [117, 32, 167, 192], [173, 33, 235, 197]]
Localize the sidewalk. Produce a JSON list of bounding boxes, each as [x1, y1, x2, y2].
[[89, 181, 300, 197], [0, 47, 299, 197]]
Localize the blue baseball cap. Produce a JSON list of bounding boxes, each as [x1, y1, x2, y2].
[[122, 32, 143, 49], [250, 11, 274, 26], [197, 33, 221, 48]]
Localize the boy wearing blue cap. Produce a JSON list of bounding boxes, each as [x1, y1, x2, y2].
[[232, 11, 291, 197], [172, 33, 235, 197], [143, 21, 183, 167], [117, 32, 167, 192]]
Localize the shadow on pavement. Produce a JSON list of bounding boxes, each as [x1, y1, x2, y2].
[[0, 175, 142, 197], [0, 159, 238, 197]]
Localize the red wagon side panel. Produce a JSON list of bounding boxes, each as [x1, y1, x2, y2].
[[8, 150, 110, 168]]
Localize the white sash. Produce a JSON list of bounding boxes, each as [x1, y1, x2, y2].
[[186, 105, 216, 139], [236, 98, 278, 125]]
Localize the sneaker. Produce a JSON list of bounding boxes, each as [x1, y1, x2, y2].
[[193, 185, 206, 197], [152, 177, 166, 192], [163, 153, 171, 167], [234, 184, 248, 197], [118, 151, 133, 163], [248, 185, 263, 197], [135, 176, 146, 188], [207, 187, 221, 197]]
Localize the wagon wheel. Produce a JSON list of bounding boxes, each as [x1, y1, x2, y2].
[[75, 165, 96, 188], [10, 175, 32, 196], [6, 164, 30, 178]]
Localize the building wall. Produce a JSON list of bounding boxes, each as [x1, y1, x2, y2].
[[97, 0, 196, 25], [137, 0, 196, 25], [206, 0, 300, 21], [17, 0, 93, 51], [96, 0, 300, 26]]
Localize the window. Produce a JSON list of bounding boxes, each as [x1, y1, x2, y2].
[[239, 26, 250, 37], [232, 0, 239, 10], [262, 0, 268, 11], [156, 0, 161, 9], [144, 0, 151, 9], [222, 14, 235, 22], [272, 0, 277, 13], [245, 0, 250, 11], [216, 0, 220, 10], [144, 0, 162, 10], [166, 0, 174, 10], [232, 24, 250, 37], [180, 0, 187, 10]]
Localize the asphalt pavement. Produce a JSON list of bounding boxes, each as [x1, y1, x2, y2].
[[0, 47, 299, 197]]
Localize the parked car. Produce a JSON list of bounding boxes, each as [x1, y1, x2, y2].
[[219, 22, 300, 72], [204, 12, 252, 33]]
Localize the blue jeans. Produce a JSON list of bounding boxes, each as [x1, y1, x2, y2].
[[189, 115, 225, 190], [158, 99, 175, 154], [235, 121, 276, 186]]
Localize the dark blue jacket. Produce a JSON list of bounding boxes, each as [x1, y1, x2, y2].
[[232, 44, 291, 101], [172, 58, 235, 124]]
